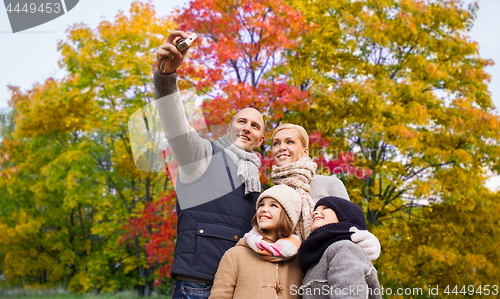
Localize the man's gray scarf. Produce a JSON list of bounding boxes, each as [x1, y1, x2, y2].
[[214, 135, 262, 195]]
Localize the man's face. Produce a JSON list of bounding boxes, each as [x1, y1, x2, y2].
[[227, 108, 265, 152]]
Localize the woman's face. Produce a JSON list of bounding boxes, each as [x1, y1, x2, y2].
[[311, 205, 339, 231], [272, 129, 308, 167]]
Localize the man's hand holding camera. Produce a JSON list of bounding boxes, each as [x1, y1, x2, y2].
[[156, 31, 197, 75]]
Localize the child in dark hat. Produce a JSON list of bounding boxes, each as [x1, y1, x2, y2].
[[297, 197, 382, 299]]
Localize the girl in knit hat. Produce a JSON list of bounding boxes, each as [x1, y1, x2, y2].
[[209, 185, 304, 299], [297, 197, 382, 299]]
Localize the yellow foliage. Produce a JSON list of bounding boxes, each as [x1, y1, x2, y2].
[[1, 1, 177, 292], [12, 77, 94, 138]]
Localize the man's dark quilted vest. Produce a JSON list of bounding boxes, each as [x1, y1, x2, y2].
[[171, 144, 259, 281]]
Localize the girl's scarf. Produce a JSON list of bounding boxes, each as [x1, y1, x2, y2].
[[243, 228, 301, 261], [297, 222, 355, 273], [271, 156, 317, 240], [214, 135, 262, 195]]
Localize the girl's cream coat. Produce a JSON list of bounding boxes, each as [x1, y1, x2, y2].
[[209, 239, 303, 299]]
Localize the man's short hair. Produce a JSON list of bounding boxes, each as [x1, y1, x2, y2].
[[229, 106, 266, 133]]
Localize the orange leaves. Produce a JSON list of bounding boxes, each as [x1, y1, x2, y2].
[[200, 80, 309, 131], [176, 0, 309, 95], [388, 124, 416, 140]]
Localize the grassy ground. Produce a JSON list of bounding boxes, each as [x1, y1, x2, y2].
[[0, 289, 171, 299]]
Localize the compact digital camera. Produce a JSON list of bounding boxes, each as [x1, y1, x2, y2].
[[176, 33, 198, 52]]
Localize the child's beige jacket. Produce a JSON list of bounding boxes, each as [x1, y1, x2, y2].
[[209, 239, 303, 299]]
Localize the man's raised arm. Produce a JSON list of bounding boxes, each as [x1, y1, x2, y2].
[[154, 31, 212, 183]]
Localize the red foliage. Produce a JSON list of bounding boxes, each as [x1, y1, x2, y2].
[[174, 0, 311, 127], [120, 189, 177, 279], [308, 130, 331, 149], [308, 131, 372, 179], [259, 130, 372, 183], [259, 152, 274, 185]]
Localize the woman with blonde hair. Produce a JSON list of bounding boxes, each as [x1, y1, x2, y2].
[[268, 123, 380, 258], [272, 124, 349, 201]]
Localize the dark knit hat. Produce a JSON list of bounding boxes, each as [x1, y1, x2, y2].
[[314, 197, 368, 231]]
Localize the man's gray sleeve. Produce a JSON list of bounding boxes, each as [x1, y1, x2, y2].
[[153, 70, 212, 183]]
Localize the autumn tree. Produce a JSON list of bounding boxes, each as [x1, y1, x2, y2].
[[0, 2, 177, 295], [373, 184, 500, 298], [286, 0, 500, 225], [169, 0, 367, 192], [3, 0, 498, 295], [174, 0, 310, 139], [0, 108, 15, 140]]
